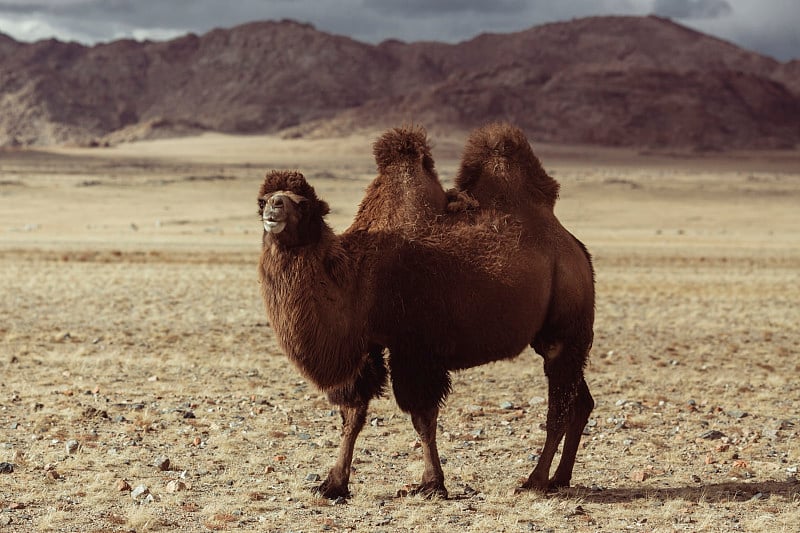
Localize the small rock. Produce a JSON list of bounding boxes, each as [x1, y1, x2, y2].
[[500, 401, 514, 410], [182, 411, 196, 419], [727, 410, 747, 419], [0, 515, 11, 526], [165, 480, 186, 493], [333, 496, 347, 505], [65, 440, 80, 454], [375, 516, 393, 526], [762, 428, 779, 440], [45, 469, 61, 480], [116, 479, 131, 491], [0, 462, 13, 474], [630, 469, 650, 482], [305, 473, 321, 482], [131, 484, 150, 500], [154, 456, 170, 471], [528, 396, 546, 406], [691, 475, 702, 483], [264, 465, 275, 474], [698, 430, 726, 440]]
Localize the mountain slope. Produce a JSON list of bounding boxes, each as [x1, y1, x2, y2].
[[1, 16, 798, 150]]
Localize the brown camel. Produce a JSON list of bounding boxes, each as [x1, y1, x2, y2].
[[258, 155, 595, 498]]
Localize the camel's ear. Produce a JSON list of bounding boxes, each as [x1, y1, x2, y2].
[[315, 199, 330, 218]]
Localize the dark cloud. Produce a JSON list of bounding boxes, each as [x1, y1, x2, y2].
[[652, 0, 733, 19], [366, 0, 529, 17]]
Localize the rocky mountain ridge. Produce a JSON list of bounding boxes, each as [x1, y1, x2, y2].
[[1, 16, 798, 150]]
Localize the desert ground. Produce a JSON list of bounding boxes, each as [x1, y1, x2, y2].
[[1, 132, 799, 532]]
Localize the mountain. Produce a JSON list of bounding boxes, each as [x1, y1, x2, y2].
[[1, 16, 798, 150]]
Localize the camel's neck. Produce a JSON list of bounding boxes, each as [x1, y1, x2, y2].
[[259, 229, 368, 390]]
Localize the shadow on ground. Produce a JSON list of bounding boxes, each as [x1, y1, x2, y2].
[[565, 479, 800, 503]]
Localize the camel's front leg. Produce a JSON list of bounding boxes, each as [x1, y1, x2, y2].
[[315, 403, 367, 499], [409, 406, 448, 498], [314, 347, 387, 498]]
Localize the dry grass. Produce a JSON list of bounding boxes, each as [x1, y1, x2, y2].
[[1, 134, 799, 531]]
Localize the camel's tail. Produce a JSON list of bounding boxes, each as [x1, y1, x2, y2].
[[456, 122, 560, 207], [373, 125, 435, 178]]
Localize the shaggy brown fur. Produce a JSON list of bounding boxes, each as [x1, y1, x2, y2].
[[348, 125, 448, 233], [457, 122, 560, 215], [258, 164, 595, 499]]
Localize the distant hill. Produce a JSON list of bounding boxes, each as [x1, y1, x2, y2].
[[1, 16, 798, 150]]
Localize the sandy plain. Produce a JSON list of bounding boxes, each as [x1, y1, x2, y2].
[[0, 132, 799, 532]]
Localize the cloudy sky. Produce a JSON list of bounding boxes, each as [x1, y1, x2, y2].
[[0, 0, 797, 61]]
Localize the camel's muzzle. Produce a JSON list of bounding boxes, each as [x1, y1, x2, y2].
[[263, 195, 288, 234]]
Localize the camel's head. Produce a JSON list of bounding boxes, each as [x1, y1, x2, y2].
[[456, 123, 560, 208], [258, 171, 330, 247]]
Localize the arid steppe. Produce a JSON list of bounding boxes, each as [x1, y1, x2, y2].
[[1, 133, 799, 532]]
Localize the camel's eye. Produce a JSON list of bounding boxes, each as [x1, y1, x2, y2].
[[258, 198, 266, 213]]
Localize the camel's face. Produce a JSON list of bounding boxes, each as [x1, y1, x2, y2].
[[260, 191, 308, 235], [258, 171, 330, 248]]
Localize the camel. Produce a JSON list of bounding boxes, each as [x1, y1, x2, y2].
[[258, 143, 595, 498]]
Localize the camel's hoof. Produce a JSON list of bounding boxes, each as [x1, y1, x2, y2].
[[548, 478, 570, 491], [401, 482, 448, 500], [518, 479, 551, 494], [517, 479, 569, 494], [311, 481, 350, 500]]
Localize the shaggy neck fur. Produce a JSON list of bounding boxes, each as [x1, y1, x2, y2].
[[259, 225, 369, 390]]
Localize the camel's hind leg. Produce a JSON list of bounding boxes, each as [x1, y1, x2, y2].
[[522, 340, 592, 492], [549, 377, 593, 488], [315, 347, 387, 499]]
